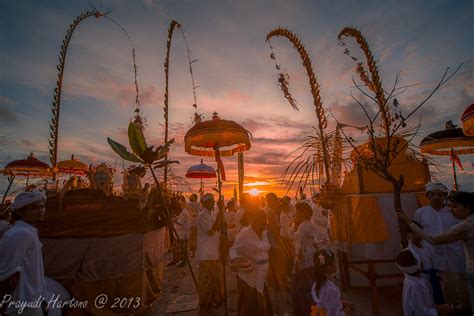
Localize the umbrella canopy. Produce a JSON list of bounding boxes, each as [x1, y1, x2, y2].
[[420, 125, 474, 156], [185, 160, 216, 179], [461, 103, 474, 136], [184, 112, 251, 157], [57, 154, 88, 175], [420, 122, 474, 191], [2, 153, 51, 177]]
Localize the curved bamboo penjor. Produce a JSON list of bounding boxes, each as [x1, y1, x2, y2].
[[265, 28, 331, 184], [163, 20, 182, 184], [49, 10, 106, 170], [338, 27, 391, 133]]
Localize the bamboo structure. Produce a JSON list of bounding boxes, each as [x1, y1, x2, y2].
[[266, 28, 331, 185], [338, 27, 391, 134], [163, 20, 182, 184], [49, 10, 106, 170]]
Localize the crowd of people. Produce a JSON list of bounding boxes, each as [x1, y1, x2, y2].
[[397, 182, 474, 315], [167, 190, 352, 316], [1, 180, 473, 315]]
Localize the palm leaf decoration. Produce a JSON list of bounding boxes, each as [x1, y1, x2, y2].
[[108, 121, 179, 167]]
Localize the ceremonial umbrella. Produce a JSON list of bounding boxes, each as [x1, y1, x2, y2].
[[461, 103, 474, 136], [57, 154, 89, 176], [185, 159, 216, 194], [183, 112, 251, 316], [184, 112, 251, 196], [420, 122, 474, 190], [1, 153, 52, 204]]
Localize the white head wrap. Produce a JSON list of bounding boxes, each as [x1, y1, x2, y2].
[[200, 193, 214, 203], [396, 247, 421, 274], [424, 182, 448, 193], [12, 190, 46, 211]]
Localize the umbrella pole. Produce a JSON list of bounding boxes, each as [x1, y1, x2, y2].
[[200, 176, 203, 194], [1, 175, 15, 206], [451, 148, 458, 191], [26, 174, 30, 188], [215, 156, 228, 316]]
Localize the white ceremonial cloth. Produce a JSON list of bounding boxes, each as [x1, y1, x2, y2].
[[229, 226, 270, 294], [402, 273, 438, 316], [311, 280, 345, 316]]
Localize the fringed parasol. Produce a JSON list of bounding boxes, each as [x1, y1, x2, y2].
[[57, 154, 89, 176], [420, 121, 474, 190], [1, 153, 52, 202], [2, 153, 51, 178], [461, 103, 474, 136], [184, 112, 251, 185], [184, 112, 251, 158], [185, 159, 216, 179], [185, 159, 216, 194]]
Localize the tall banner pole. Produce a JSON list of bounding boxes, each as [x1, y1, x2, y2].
[[238, 152, 244, 201]]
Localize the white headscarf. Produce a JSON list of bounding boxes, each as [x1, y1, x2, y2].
[[424, 182, 448, 193], [12, 190, 46, 211]]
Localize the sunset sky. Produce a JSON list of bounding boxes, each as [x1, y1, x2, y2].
[[1, 0, 473, 198]]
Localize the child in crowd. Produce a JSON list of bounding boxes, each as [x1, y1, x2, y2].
[[310, 249, 353, 316], [396, 248, 453, 316], [407, 223, 443, 304]]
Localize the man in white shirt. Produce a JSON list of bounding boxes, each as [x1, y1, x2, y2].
[[292, 201, 320, 316], [0, 190, 68, 316], [413, 182, 470, 311], [196, 193, 225, 315]]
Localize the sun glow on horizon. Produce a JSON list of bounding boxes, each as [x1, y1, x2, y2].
[[246, 188, 264, 196], [244, 181, 270, 187]]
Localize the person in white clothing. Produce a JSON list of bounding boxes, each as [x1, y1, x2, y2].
[[196, 193, 225, 315], [0, 190, 68, 316], [311, 249, 352, 316], [399, 191, 474, 313], [409, 182, 469, 311], [187, 194, 201, 257], [395, 248, 453, 316], [293, 202, 320, 315], [406, 223, 440, 302], [229, 209, 273, 315], [225, 200, 240, 247], [169, 197, 189, 267]]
